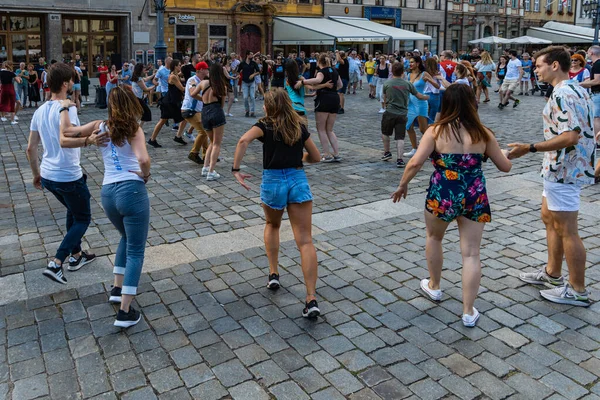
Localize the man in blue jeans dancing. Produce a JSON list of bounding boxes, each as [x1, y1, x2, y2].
[[237, 50, 260, 117], [26, 62, 107, 284]]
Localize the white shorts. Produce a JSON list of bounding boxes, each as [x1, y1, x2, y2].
[[542, 180, 581, 212]]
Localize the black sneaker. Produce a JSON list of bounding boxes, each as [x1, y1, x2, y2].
[[147, 139, 162, 148], [114, 307, 141, 328], [381, 152, 392, 161], [337, 108, 345, 114], [498, 103, 505, 109], [42, 261, 67, 284], [188, 153, 204, 164], [396, 159, 406, 168], [68, 251, 96, 271], [250, 113, 256, 118], [245, 111, 250, 117], [513, 99, 520, 108], [267, 273, 280, 290], [165, 120, 170, 127], [173, 136, 187, 145], [109, 287, 122, 303], [302, 300, 320, 319], [171, 125, 179, 131]]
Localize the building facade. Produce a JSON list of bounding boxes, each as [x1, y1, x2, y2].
[[523, 0, 576, 32], [162, 0, 323, 58], [324, 1, 445, 54], [0, 0, 156, 72], [574, 0, 592, 28], [446, 0, 524, 52]]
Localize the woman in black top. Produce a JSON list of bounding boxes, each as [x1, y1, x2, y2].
[[335, 51, 350, 114], [27, 63, 40, 107], [148, 59, 186, 147], [302, 54, 343, 163], [271, 57, 285, 88], [232, 89, 322, 318], [80, 62, 90, 102]]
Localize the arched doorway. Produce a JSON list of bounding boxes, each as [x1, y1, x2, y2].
[[240, 24, 262, 56], [483, 25, 493, 37]]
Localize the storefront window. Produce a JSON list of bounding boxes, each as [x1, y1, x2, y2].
[[208, 25, 227, 54], [0, 35, 7, 63], [0, 13, 43, 65], [210, 39, 227, 53], [28, 35, 41, 63], [1, 16, 6, 31], [62, 36, 74, 62], [10, 17, 26, 32], [91, 20, 115, 33], [75, 36, 88, 61], [63, 17, 120, 71], [425, 25, 439, 55], [11, 34, 26, 63]]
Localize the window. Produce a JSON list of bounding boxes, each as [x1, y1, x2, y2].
[[469, 0, 476, 4], [208, 24, 227, 54], [0, 14, 43, 65], [418, 0, 425, 8], [298, 0, 311, 3], [62, 17, 119, 71], [375, 0, 384, 5], [558, 0, 563, 11], [525, 0, 530, 10], [435, 0, 441, 9], [534, 0, 539, 10], [498, 0, 504, 7], [567, 0, 572, 11], [425, 25, 439, 55], [546, 0, 551, 10], [353, 0, 363, 3], [401, 24, 416, 52], [329, 0, 340, 3], [512, 0, 518, 8]]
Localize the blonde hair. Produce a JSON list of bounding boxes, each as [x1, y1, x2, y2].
[[259, 89, 306, 146], [480, 51, 493, 65]]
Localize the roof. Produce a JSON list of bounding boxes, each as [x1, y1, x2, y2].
[[273, 17, 390, 45], [329, 17, 432, 41], [527, 21, 593, 44]]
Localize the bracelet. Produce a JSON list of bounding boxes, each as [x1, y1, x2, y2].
[[84, 137, 88, 147], [231, 167, 241, 172], [143, 173, 151, 179]]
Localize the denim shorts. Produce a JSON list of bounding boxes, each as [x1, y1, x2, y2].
[[73, 83, 81, 91], [260, 168, 313, 210], [201, 102, 226, 131], [338, 78, 349, 94], [592, 93, 600, 119]]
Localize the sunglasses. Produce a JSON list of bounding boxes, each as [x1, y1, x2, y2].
[[571, 59, 579, 63]]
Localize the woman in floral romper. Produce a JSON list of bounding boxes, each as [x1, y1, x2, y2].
[[392, 84, 512, 327]]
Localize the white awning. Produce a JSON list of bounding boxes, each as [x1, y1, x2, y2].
[[329, 16, 432, 41], [527, 21, 594, 44], [273, 17, 389, 45]]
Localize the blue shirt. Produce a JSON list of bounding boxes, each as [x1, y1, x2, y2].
[[348, 57, 361, 74], [121, 69, 132, 86], [284, 76, 306, 114], [156, 66, 169, 93]]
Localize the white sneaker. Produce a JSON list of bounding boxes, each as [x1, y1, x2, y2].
[[234, 98, 239, 102], [10, 121, 17, 125], [227, 113, 233, 117], [201, 167, 209, 177], [14, 115, 19, 121], [206, 171, 221, 181], [0, 117, 7, 122], [462, 307, 480, 327], [403, 148, 417, 157], [184, 132, 195, 140], [378, 108, 386, 113], [420, 279, 442, 301]]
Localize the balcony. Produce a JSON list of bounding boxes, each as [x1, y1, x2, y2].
[[475, 3, 499, 13]]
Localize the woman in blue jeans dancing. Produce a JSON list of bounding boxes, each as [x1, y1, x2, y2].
[[61, 86, 151, 327], [232, 90, 323, 318]]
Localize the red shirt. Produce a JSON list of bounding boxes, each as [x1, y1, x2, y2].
[[440, 60, 457, 80], [98, 66, 108, 86]]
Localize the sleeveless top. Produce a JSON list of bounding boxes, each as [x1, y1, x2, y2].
[[165, 80, 183, 105], [377, 64, 389, 79], [411, 72, 426, 94], [99, 122, 144, 186], [317, 67, 339, 95], [132, 78, 144, 99], [337, 60, 349, 80], [182, 75, 203, 112], [284, 75, 306, 113]]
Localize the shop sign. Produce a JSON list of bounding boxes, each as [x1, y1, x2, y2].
[[178, 14, 196, 23], [363, 6, 402, 27]]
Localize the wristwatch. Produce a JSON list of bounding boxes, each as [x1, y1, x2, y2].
[[529, 144, 537, 153], [59, 107, 69, 113]]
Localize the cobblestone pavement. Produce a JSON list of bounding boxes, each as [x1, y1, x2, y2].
[[0, 89, 599, 399]]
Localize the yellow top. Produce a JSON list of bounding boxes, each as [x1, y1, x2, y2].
[[365, 61, 376, 75]]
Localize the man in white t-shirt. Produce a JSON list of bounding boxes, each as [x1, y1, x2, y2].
[[26, 62, 106, 284], [499, 50, 523, 109], [184, 62, 210, 165]]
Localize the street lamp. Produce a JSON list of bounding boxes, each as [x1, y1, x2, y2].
[[154, 0, 167, 66], [583, 0, 600, 45]]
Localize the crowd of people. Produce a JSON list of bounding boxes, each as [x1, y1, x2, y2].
[[20, 43, 597, 330]]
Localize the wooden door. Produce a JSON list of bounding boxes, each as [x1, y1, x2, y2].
[[240, 24, 262, 55]]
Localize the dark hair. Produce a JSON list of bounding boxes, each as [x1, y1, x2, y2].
[[170, 59, 181, 72], [410, 57, 425, 73], [535, 46, 571, 73], [392, 61, 404, 77], [47, 62, 76, 94], [208, 63, 227, 98], [509, 50, 517, 57], [285, 60, 300, 91], [425, 58, 438, 77], [132, 63, 144, 82], [435, 84, 491, 144], [318, 54, 328, 67], [246, 50, 252, 56], [107, 86, 142, 147]]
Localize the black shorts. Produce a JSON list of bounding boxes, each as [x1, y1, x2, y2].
[[138, 98, 152, 122], [201, 103, 226, 131], [314, 92, 340, 114], [160, 100, 184, 123], [381, 112, 407, 140]]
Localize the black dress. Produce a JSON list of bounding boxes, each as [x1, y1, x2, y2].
[[160, 81, 184, 123], [28, 72, 41, 103]]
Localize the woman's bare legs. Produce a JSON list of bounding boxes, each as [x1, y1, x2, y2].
[[456, 216, 485, 316], [424, 211, 450, 291], [207, 125, 223, 172], [288, 201, 318, 303], [315, 112, 331, 156], [74, 90, 81, 112], [325, 113, 339, 156], [150, 119, 167, 141], [407, 126, 418, 149], [226, 93, 234, 114], [203, 130, 214, 170], [263, 205, 284, 276]]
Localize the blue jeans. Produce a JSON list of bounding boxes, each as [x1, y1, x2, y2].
[[261, 168, 313, 210], [592, 93, 600, 118], [41, 175, 91, 263], [242, 81, 256, 113], [17, 84, 28, 105], [427, 93, 441, 122], [106, 82, 116, 104], [101, 180, 150, 296]]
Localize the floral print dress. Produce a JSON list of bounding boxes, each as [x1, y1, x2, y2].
[[425, 152, 491, 223]]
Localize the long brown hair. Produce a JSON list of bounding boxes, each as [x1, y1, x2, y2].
[[208, 63, 227, 98], [433, 84, 491, 144], [425, 58, 438, 77], [259, 89, 305, 146], [107, 86, 142, 146]]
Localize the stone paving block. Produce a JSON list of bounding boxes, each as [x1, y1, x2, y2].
[[12, 373, 49, 400], [409, 377, 448, 400], [179, 363, 214, 388], [290, 366, 330, 394], [287, 334, 320, 356], [549, 341, 592, 364], [466, 371, 515, 400], [358, 366, 392, 388], [60, 300, 87, 323], [387, 361, 427, 386], [121, 386, 158, 400], [47, 368, 80, 399], [8, 341, 41, 363], [318, 335, 356, 356], [311, 387, 346, 400], [506, 372, 554, 399], [540, 371, 590, 400], [43, 348, 74, 375], [439, 375, 481, 400], [129, 330, 161, 353], [552, 359, 597, 386], [372, 378, 412, 400], [439, 353, 482, 377], [40, 332, 67, 353], [337, 349, 375, 373], [234, 344, 269, 366], [212, 359, 252, 387], [110, 367, 146, 393], [250, 360, 289, 387], [10, 356, 45, 381], [159, 387, 192, 400], [272, 348, 308, 373], [269, 381, 310, 400], [7, 325, 38, 347], [240, 315, 272, 337], [254, 332, 290, 354], [148, 366, 183, 394], [472, 352, 514, 378], [68, 335, 98, 359], [137, 347, 170, 373], [325, 368, 364, 396], [169, 345, 202, 369], [491, 327, 529, 348]]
